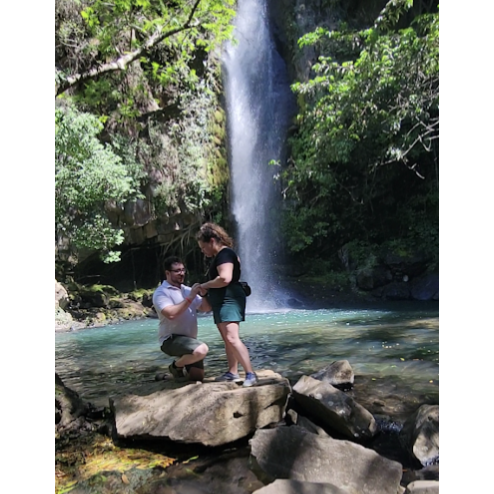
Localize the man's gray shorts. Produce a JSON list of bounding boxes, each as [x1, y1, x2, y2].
[[160, 334, 204, 370]]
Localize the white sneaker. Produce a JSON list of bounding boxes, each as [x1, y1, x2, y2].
[[242, 372, 258, 387]]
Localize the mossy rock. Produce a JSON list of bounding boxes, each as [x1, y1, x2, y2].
[[213, 123, 225, 139], [77, 284, 120, 308], [114, 304, 148, 320], [79, 291, 109, 308], [66, 281, 82, 292], [128, 289, 155, 305], [56, 305, 73, 322], [214, 109, 224, 123], [108, 297, 126, 309], [84, 284, 120, 296], [94, 312, 107, 322]]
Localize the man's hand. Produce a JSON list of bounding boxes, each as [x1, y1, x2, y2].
[[190, 283, 202, 298]]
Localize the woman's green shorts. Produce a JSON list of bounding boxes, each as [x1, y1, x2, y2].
[[208, 283, 246, 324]]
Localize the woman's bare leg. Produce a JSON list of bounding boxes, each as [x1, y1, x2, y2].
[[217, 327, 239, 374], [217, 322, 253, 374]]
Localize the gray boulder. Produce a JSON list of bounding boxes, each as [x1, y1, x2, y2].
[[400, 404, 439, 466], [401, 465, 439, 485], [410, 274, 439, 301], [381, 249, 429, 278], [286, 410, 330, 437], [310, 360, 354, 386], [110, 370, 290, 446], [250, 426, 403, 494], [55, 280, 70, 309], [382, 281, 410, 300], [405, 480, 439, 494], [292, 375, 377, 440], [356, 266, 392, 291], [253, 479, 351, 494]]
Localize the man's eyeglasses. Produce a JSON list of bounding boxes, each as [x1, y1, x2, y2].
[[170, 268, 186, 274]]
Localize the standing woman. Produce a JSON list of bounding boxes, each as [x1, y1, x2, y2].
[[196, 222, 258, 387]]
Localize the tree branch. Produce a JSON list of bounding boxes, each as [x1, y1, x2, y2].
[[56, 0, 203, 96]]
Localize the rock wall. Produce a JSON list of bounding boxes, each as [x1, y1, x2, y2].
[[268, 0, 389, 82]]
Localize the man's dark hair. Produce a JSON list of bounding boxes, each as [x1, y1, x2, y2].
[[164, 256, 183, 272]]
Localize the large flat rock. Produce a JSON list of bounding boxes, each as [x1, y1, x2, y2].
[[110, 370, 291, 446]]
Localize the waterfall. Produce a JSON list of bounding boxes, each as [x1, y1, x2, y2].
[[222, 0, 295, 311]]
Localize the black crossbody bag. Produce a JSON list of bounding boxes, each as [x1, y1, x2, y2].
[[239, 281, 252, 297]]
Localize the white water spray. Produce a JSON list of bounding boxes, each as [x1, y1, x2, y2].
[[222, 0, 294, 311]]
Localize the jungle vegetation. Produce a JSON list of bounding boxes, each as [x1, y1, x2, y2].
[[282, 0, 439, 271], [56, 0, 235, 263], [55, 0, 438, 277]]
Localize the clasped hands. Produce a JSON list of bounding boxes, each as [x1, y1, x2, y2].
[[190, 283, 209, 298]]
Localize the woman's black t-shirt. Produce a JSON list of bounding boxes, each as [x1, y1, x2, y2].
[[207, 247, 245, 321], [209, 247, 241, 283]]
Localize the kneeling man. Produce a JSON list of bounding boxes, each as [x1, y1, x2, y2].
[[153, 256, 211, 382]]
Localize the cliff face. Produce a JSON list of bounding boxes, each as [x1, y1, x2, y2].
[[107, 0, 390, 248], [267, 0, 389, 81]]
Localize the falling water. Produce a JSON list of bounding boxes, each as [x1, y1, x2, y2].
[[222, 0, 295, 311]]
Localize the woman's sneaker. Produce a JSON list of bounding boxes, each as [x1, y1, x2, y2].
[[242, 372, 258, 387], [215, 371, 242, 382]]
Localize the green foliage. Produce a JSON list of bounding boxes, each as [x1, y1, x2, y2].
[[55, 105, 142, 261], [282, 0, 438, 266], [343, 240, 379, 269], [55, 0, 233, 268], [56, 0, 236, 118], [138, 75, 227, 219]]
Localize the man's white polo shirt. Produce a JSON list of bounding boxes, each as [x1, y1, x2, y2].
[[152, 281, 202, 344]]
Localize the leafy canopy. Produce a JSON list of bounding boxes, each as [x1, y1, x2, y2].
[[55, 0, 235, 264], [56, 0, 236, 100], [55, 105, 142, 262], [282, 0, 439, 261]]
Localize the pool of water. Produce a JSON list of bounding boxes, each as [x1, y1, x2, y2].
[[55, 302, 439, 421]]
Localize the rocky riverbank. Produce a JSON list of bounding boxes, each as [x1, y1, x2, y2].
[[55, 279, 157, 332], [55, 361, 439, 494], [55, 275, 438, 333]]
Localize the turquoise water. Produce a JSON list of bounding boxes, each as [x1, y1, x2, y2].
[[55, 303, 439, 420]]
